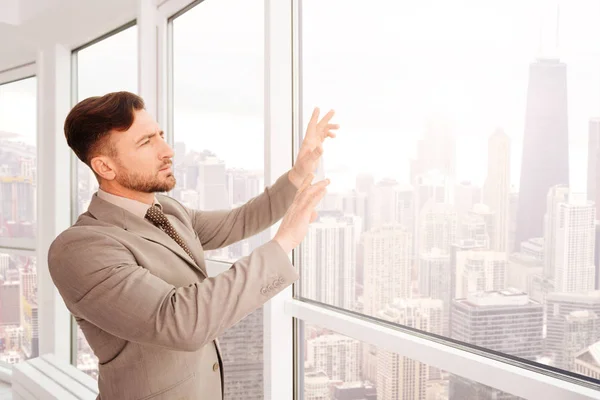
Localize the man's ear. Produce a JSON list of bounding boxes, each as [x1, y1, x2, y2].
[[90, 156, 117, 181]]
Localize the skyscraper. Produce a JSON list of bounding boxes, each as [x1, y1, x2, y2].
[[219, 308, 264, 400], [0, 280, 20, 326], [545, 292, 600, 370], [367, 179, 413, 232], [543, 185, 569, 279], [588, 118, 600, 216], [553, 197, 596, 293], [361, 225, 412, 384], [454, 181, 482, 218], [457, 250, 507, 298], [562, 311, 600, 372], [226, 168, 261, 206], [509, 192, 519, 253], [198, 156, 228, 210], [483, 129, 510, 253], [306, 333, 361, 382], [418, 202, 458, 255], [451, 290, 543, 400], [419, 250, 452, 335], [303, 368, 330, 400], [410, 117, 456, 185], [515, 58, 569, 246], [299, 212, 356, 310], [332, 382, 377, 400], [362, 225, 412, 317], [376, 299, 443, 400]]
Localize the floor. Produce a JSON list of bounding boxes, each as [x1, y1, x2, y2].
[[0, 381, 11, 400]]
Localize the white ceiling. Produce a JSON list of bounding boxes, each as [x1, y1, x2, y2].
[[0, 0, 138, 72]]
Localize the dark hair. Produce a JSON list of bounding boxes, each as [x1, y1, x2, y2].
[[64, 91, 145, 166]]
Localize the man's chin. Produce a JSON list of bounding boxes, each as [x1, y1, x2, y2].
[[154, 177, 176, 193], [116, 174, 176, 194]]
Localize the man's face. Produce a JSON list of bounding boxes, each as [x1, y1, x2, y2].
[[108, 109, 176, 193]]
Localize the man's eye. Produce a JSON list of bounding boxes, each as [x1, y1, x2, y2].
[[141, 140, 150, 146]]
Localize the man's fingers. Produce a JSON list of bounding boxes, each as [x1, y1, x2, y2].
[[316, 110, 335, 130], [296, 173, 314, 196], [308, 107, 320, 127], [297, 179, 329, 208], [305, 184, 328, 210]]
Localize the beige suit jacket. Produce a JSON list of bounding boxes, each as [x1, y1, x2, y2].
[[47, 172, 299, 400]]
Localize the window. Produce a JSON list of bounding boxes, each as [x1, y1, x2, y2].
[[72, 23, 138, 379], [170, 0, 265, 263], [297, 0, 600, 388], [0, 77, 38, 365], [170, 1, 265, 398], [74, 23, 138, 217]]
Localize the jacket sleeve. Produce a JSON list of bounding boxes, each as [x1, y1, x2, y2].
[[186, 171, 297, 251], [48, 230, 298, 352]]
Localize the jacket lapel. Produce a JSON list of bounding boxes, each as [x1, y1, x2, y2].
[[87, 194, 208, 278]]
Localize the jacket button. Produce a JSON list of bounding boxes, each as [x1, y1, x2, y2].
[[213, 362, 219, 372]]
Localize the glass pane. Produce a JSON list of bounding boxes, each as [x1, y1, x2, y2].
[[300, 322, 522, 400], [298, 0, 600, 383], [73, 25, 138, 379], [75, 25, 138, 216], [0, 250, 38, 365], [0, 77, 36, 250], [171, 2, 265, 398], [171, 0, 265, 264]]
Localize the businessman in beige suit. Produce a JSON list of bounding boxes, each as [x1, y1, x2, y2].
[[47, 91, 338, 400]]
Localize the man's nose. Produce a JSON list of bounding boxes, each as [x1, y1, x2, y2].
[[160, 140, 174, 159]]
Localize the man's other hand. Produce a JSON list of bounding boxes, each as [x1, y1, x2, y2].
[[274, 173, 330, 253]]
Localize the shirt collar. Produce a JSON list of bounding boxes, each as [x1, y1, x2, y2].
[[96, 188, 162, 219]]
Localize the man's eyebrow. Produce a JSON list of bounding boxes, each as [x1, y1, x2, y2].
[[135, 131, 163, 144]]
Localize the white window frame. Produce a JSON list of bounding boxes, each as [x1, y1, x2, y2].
[[0, 63, 36, 88], [36, 43, 73, 367]]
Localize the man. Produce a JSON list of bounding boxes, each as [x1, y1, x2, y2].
[[47, 91, 338, 400]]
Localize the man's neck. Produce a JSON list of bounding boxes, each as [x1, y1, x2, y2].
[[99, 184, 155, 205]]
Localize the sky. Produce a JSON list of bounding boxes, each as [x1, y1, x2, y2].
[[0, 77, 36, 146], [3, 0, 600, 195]]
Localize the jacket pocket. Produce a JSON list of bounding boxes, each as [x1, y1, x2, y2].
[[139, 373, 196, 400]]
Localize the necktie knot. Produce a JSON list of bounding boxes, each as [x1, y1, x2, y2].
[[145, 205, 194, 260], [145, 205, 167, 227]]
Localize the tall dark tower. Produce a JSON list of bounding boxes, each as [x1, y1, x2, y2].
[[515, 57, 569, 246]]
